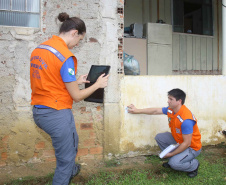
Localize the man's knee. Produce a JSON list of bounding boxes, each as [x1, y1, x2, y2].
[[155, 132, 164, 142], [168, 160, 180, 170]]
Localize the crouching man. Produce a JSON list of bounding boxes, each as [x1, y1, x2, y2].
[[127, 88, 201, 178]]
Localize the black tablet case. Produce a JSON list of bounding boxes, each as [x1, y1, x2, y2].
[[84, 65, 110, 103]]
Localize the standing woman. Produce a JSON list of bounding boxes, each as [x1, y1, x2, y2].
[[30, 12, 109, 185]]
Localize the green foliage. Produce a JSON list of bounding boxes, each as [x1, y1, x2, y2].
[[4, 144, 226, 185], [104, 158, 122, 167], [87, 151, 226, 185], [145, 155, 162, 165], [217, 142, 226, 148], [5, 173, 54, 185]]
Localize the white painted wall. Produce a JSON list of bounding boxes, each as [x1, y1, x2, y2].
[[119, 76, 226, 155]]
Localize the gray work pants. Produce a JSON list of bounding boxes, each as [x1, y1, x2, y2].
[[155, 132, 201, 172], [33, 107, 79, 185]]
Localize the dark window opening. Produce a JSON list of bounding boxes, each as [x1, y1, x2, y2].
[[173, 0, 213, 36]]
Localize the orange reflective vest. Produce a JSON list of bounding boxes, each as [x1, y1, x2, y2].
[[167, 105, 202, 151], [30, 35, 77, 110]]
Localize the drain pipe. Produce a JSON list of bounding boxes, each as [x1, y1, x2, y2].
[[223, 0, 226, 75]]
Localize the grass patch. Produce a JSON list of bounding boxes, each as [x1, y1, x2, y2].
[[4, 143, 226, 185], [5, 173, 54, 185], [217, 142, 226, 148], [87, 145, 226, 185], [104, 158, 122, 167], [145, 155, 162, 165], [87, 154, 226, 185]]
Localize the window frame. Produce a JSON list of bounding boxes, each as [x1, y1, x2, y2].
[[0, 0, 41, 28], [171, 0, 214, 36]]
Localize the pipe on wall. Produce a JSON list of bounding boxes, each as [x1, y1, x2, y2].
[[223, 0, 226, 75]]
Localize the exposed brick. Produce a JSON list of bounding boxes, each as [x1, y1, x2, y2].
[[96, 106, 101, 111], [95, 154, 104, 160], [2, 135, 9, 142], [118, 45, 123, 52], [77, 148, 88, 157], [42, 149, 55, 158], [1, 152, 7, 160], [80, 107, 86, 113], [73, 3, 77, 6], [45, 157, 56, 162], [43, 28, 46, 33], [3, 143, 7, 148], [80, 123, 93, 130], [75, 123, 80, 130], [35, 141, 45, 150], [79, 154, 95, 161], [0, 161, 6, 167], [89, 38, 98, 42], [89, 132, 96, 138], [90, 147, 103, 155], [83, 138, 95, 147], [57, 4, 60, 8], [33, 152, 39, 158]]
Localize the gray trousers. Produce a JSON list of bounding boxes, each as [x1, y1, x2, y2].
[[155, 132, 201, 172], [33, 107, 79, 185]]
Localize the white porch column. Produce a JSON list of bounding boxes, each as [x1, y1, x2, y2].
[[223, 0, 226, 75]]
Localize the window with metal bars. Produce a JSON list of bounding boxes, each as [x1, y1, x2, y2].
[[0, 0, 40, 28]]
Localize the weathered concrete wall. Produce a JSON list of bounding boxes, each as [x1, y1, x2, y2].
[[0, 0, 123, 167], [116, 75, 226, 157]]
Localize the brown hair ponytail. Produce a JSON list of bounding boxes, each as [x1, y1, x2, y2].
[[58, 12, 86, 35]]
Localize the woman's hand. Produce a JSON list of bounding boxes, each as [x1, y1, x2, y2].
[[95, 73, 109, 88], [77, 74, 90, 85]]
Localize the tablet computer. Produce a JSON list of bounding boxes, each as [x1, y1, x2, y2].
[[84, 65, 110, 103], [84, 83, 104, 103], [86, 65, 111, 83]]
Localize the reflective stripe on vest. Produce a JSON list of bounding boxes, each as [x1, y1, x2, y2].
[[36, 45, 65, 62]]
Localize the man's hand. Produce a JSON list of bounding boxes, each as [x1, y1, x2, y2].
[[163, 152, 173, 158], [77, 74, 90, 85], [127, 104, 138, 114], [127, 104, 163, 115], [163, 134, 192, 158]]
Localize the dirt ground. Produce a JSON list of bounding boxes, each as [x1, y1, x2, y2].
[[0, 155, 152, 185], [0, 145, 225, 185]]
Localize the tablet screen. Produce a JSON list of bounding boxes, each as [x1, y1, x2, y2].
[[87, 65, 110, 83]]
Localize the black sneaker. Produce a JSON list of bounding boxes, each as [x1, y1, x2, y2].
[[162, 162, 171, 168], [187, 162, 200, 178], [69, 163, 81, 184]]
